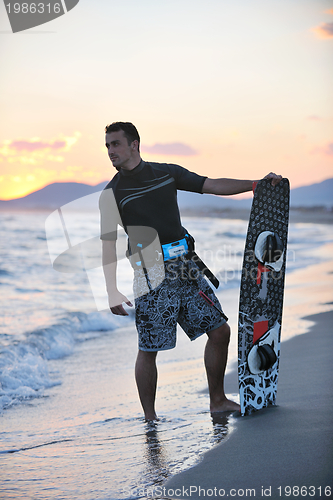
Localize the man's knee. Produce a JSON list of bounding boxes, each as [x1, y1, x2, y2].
[[207, 323, 231, 346]]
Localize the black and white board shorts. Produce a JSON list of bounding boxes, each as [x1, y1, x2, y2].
[[134, 259, 226, 352]]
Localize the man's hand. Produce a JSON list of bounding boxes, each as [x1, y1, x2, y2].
[[108, 290, 133, 316], [264, 172, 283, 186]]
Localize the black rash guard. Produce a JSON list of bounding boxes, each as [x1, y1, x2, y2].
[[99, 160, 207, 245]]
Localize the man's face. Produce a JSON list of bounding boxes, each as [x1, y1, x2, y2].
[[105, 130, 137, 170]]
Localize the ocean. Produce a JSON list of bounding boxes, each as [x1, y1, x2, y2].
[[1, 210, 332, 500]]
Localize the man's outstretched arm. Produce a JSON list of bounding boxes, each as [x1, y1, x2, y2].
[[102, 239, 133, 316], [202, 172, 282, 196]]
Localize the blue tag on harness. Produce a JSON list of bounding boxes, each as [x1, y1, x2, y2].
[[162, 237, 189, 261]]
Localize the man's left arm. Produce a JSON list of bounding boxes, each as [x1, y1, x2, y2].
[[202, 172, 282, 195]]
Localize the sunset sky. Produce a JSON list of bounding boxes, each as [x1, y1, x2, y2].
[[0, 0, 332, 200]]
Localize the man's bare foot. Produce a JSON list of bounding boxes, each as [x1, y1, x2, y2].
[[144, 413, 159, 422], [210, 398, 240, 413]]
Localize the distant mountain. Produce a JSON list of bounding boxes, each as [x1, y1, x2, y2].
[[290, 178, 333, 208], [177, 190, 252, 211], [0, 181, 108, 210], [0, 177, 332, 211]]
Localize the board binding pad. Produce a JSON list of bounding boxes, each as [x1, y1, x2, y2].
[[238, 178, 290, 416]]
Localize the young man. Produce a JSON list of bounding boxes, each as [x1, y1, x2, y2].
[[100, 121, 282, 421]]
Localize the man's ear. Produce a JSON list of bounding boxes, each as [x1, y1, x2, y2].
[[131, 140, 139, 152]]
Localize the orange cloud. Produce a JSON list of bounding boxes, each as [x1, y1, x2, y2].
[[312, 21, 333, 39], [0, 132, 80, 165]]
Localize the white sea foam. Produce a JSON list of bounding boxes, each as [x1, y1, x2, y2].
[[0, 310, 133, 411], [0, 343, 60, 411], [77, 309, 133, 334]]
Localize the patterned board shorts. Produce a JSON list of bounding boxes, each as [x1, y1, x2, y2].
[[134, 258, 227, 351]]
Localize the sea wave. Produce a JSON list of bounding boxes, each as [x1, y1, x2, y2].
[[0, 343, 60, 411], [0, 310, 133, 412]]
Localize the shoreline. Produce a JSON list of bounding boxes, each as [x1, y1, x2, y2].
[[163, 308, 333, 499]]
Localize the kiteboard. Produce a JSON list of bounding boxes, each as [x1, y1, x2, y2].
[[238, 178, 290, 416]]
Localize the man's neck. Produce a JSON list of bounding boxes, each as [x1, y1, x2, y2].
[[121, 155, 142, 171]]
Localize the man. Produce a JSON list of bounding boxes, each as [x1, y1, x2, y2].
[[100, 121, 282, 421]]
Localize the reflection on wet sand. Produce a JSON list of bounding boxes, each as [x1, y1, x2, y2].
[[211, 411, 234, 445], [144, 422, 170, 486], [140, 412, 235, 491]]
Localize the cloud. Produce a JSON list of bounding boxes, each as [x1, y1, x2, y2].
[[0, 133, 80, 164], [10, 140, 67, 152], [311, 141, 333, 156], [142, 142, 198, 156], [307, 115, 322, 121], [312, 21, 333, 39], [324, 142, 333, 156]]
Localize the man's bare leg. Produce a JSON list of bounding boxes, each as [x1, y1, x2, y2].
[[135, 350, 159, 421], [205, 323, 240, 413]]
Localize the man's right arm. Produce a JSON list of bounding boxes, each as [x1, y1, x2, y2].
[[102, 239, 133, 316]]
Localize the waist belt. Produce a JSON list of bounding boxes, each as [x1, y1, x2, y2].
[[129, 234, 220, 290], [163, 235, 219, 289], [162, 237, 189, 261]]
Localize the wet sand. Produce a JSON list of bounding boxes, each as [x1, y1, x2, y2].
[[164, 309, 333, 499]]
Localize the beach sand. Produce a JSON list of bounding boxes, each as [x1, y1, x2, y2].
[[163, 308, 333, 499]]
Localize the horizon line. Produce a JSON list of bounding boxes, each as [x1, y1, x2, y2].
[[1, 175, 332, 202]]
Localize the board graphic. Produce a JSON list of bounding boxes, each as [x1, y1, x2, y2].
[[238, 178, 290, 416]]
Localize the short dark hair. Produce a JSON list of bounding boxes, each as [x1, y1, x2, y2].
[[105, 122, 140, 152]]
